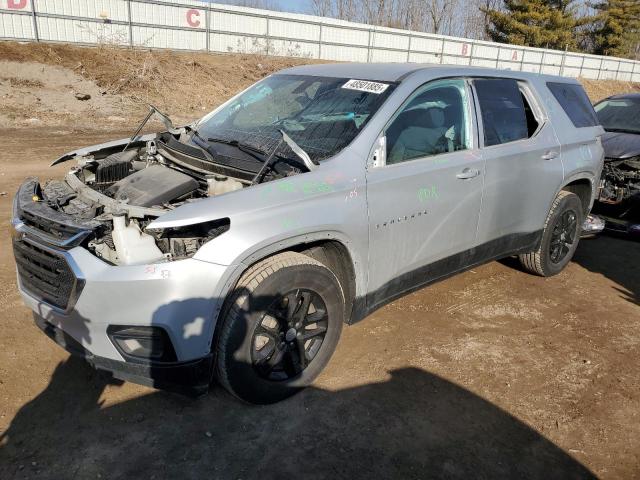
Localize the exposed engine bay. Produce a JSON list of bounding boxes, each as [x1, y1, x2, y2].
[[26, 129, 304, 266], [595, 156, 640, 233], [598, 157, 640, 205]]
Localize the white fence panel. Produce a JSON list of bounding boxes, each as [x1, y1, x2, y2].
[[370, 48, 403, 62], [131, 2, 202, 29], [471, 57, 496, 68], [133, 24, 205, 49], [372, 31, 408, 51], [321, 43, 368, 62], [321, 25, 368, 47], [0, 11, 32, 38], [270, 18, 318, 42], [37, 16, 129, 44], [211, 32, 266, 54], [212, 10, 266, 36], [409, 51, 439, 63], [410, 36, 442, 55], [269, 38, 317, 58], [35, 0, 128, 22]]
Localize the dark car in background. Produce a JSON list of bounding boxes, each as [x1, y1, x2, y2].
[[593, 93, 640, 237]]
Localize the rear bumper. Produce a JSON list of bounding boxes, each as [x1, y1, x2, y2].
[[35, 314, 213, 395]]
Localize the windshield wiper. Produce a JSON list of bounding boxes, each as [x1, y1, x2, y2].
[[251, 130, 318, 185], [205, 136, 269, 163], [280, 130, 318, 171]]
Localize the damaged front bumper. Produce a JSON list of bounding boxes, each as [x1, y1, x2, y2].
[[11, 181, 234, 393], [34, 315, 214, 395]]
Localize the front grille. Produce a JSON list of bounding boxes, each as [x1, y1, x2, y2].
[[20, 209, 82, 241], [12, 237, 78, 310]]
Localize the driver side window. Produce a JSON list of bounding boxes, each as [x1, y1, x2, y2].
[[385, 79, 471, 165]]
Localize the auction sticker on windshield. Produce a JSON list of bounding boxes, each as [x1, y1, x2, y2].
[[342, 79, 390, 94]]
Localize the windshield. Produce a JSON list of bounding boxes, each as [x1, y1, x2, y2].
[[594, 97, 640, 134], [194, 74, 396, 162]]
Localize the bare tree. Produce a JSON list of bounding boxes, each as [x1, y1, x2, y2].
[[311, 0, 334, 17], [310, 0, 505, 39]]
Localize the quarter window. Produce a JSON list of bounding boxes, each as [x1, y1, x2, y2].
[[475, 78, 530, 147], [547, 82, 599, 128], [384, 79, 471, 165]]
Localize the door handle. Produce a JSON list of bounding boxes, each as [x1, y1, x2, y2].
[[541, 150, 559, 160], [456, 168, 480, 180]]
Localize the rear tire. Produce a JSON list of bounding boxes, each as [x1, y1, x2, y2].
[[519, 191, 583, 277], [215, 252, 344, 404]]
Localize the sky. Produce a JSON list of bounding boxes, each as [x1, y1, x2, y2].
[[271, 0, 313, 13], [211, 0, 314, 14]]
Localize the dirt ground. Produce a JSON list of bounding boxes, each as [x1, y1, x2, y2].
[[0, 43, 639, 479], [1, 41, 639, 130], [0, 128, 638, 479], [0, 41, 317, 128]]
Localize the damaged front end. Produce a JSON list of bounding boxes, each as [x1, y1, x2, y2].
[[595, 156, 640, 236], [13, 134, 244, 267]]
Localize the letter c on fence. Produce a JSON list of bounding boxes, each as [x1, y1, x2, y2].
[[461, 43, 469, 56], [186, 9, 201, 28], [8, 0, 28, 9]]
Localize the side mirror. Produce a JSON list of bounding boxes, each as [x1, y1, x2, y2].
[[368, 135, 387, 169]]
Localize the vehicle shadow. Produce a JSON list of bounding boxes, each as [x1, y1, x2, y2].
[[0, 298, 596, 479], [572, 235, 640, 306], [499, 235, 639, 307]]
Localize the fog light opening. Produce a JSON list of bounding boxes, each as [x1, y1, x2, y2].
[[108, 326, 177, 363]]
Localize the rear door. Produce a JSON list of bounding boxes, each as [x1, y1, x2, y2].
[[365, 78, 485, 309], [547, 81, 604, 192], [472, 78, 563, 247]]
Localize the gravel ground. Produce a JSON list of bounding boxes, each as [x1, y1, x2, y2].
[[0, 128, 638, 479]]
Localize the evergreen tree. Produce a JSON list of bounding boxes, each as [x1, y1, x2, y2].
[[482, 0, 587, 50], [591, 0, 640, 58]]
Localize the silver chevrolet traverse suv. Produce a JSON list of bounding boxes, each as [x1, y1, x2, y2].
[[11, 63, 604, 403]]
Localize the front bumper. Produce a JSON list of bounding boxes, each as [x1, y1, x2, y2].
[[34, 315, 213, 395], [16, 241, 231, 362], [12, 180, 236, 391]]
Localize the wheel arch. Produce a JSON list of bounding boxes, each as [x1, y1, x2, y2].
[[215, 232, 363, 336], [559, 175, 595, 216]]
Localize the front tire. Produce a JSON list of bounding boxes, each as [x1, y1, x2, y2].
[[215, 252, 344, 404], [519, 191, 583, 277]]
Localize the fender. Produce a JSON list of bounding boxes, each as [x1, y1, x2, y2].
[[203, 231, 364, 331], [209, 230, 365, 297]]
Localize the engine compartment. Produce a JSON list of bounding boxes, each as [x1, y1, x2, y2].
[[35, 131, 288, 265], [598, 157, 640, 205]]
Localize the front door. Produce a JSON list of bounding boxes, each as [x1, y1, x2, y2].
[[365, 78, 484, 310]]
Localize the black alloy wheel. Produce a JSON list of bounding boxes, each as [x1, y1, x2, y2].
[[215, 251, 344, 404], [549, 209, 578, 264], [251, 289, 329, 381]]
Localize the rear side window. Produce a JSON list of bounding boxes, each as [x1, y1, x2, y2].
[[547, 82, 598, 128], [474, 79, 529, 146]]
